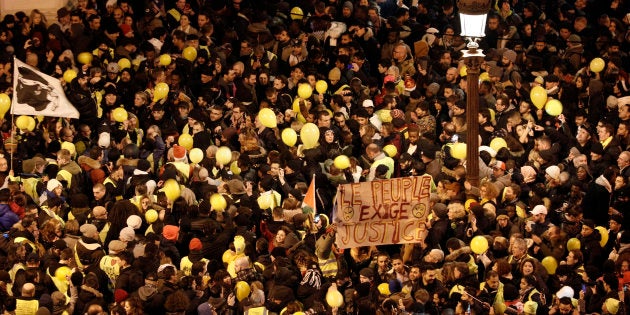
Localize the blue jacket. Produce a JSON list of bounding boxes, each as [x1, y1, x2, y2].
[[0, 203, 18, 232]]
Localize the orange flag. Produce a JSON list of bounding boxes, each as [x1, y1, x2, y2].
[[303, 175, 316, 214]]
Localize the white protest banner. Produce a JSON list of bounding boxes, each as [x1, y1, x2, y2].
[[335, 175, 432, 249]]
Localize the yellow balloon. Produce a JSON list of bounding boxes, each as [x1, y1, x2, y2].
[[210, 193, 227, 211], [290, 6, 304, 20], [189, 148, 204, 164], [383, 144, 397, 157], [26, 116, 35, 132], [315, 80, 328, 94], [293, 98, 302, 112], [297, 83, 313, 99], [489, 137, 507, 152], [378, 283, 391, 295], [470, 235, 489, 254], [162, 179, 181, 201], [258, 108, 277, 128], [178, 134, 194, 150], [596, 226, 608, 247], [590, 57, 605, 73], [0, 93, 9, 118], [530, 86, 547, 109], [282, 128, 298, 147], [230, 161, 241, 175], [326, 289, 343, 307], [545, 99, 563, 116], [541, 256, 558, 275], [183, 47, 197, 62], [153, 82, 170, 102], [159, 54, 172, 66], [78, 52, 93, 65], [451, 142, 467, 159], [459, 65, 467, 77], [333, 155, 350, 169], [94, 91, 102, 105], [55, 266, 72, 282], [215, 146, 232, 165], [145, 209, 158, 224], [479, 72, 490, 82], [235, 281, 251, 301], [63, 69, 77, 83], [16, 116, 30, 130], [113, 107, 128, 122], [118, 58, 131, 70], [300, 123, 320, 149], [567, 238, 581, 251], [257, 193, 274, 210]]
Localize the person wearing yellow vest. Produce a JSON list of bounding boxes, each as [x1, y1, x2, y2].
[[15, 283, 39, 315], [180, 238, 208, 276], [519, 274, 548, 315], [103, 165, 125, 201], [477, 270, 504, 312], [365, 143, 395, 181], [100, 240, 125, 287]]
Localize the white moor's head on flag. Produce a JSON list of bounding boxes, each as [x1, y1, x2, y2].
[[11, 58, 80, 118]]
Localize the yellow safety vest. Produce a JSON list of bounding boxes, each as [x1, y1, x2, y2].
[[318, 251, 338, 278], [104, 177, 122, 200], [15, 298, 38, 315]]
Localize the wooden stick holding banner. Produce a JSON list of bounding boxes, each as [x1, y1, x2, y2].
[[334, 175, 432, 249]]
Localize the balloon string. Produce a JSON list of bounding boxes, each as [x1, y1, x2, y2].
[[10, 114, 13, 171]]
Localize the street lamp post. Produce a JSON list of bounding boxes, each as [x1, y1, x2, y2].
[[458, 0, 491, 187]]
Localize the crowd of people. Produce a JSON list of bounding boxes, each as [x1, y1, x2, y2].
[[0, 0, 628, 314]]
